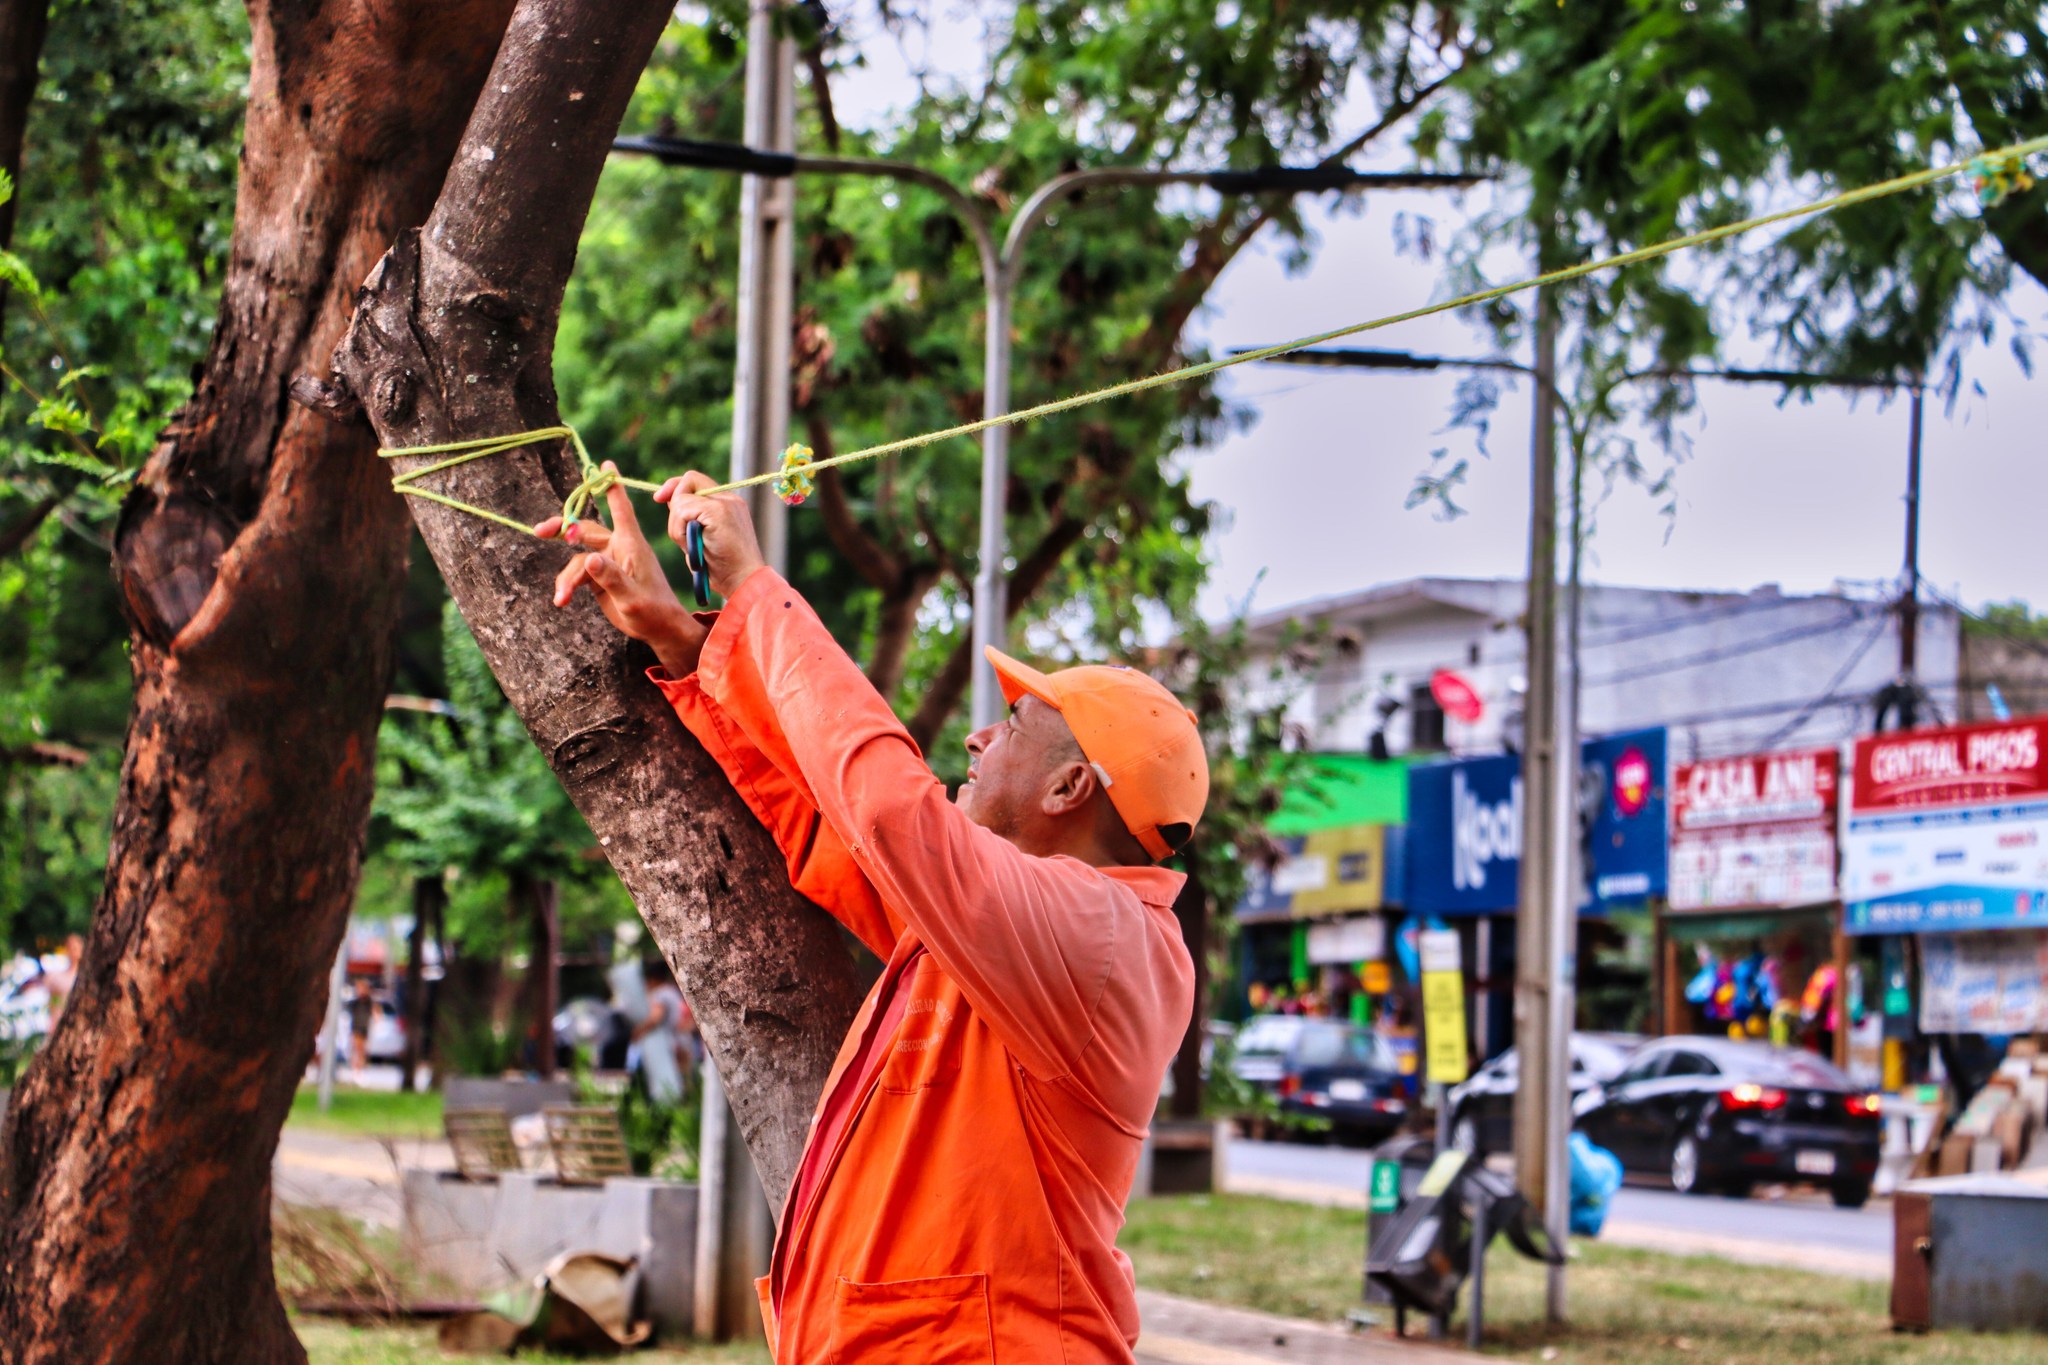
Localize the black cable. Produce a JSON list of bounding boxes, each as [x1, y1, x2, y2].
[[1750, 615, 1891, 752], [1580, 606, 1879, 688], [1578, 589, 1818, 648]]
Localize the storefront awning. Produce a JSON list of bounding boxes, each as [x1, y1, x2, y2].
[[1662, 904, 1837, 944]]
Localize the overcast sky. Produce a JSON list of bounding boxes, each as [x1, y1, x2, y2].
[[826, 8, 2048, 624], [1184, 203, 2048, 622]]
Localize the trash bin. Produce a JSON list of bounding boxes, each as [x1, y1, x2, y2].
[[1364, 1148, 1562, 1346]]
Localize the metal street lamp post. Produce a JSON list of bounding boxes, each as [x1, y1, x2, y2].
[[614, 134, 1477, 727]]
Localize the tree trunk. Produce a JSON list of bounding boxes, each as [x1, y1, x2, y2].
[[515, 873, 560, 1081], [0, 4, 520, 1362], [0, 0, 50, 332], [1167, 864, 1211, 1121], [399, 874, 443, 1094], [306, 0, 861, 1204]]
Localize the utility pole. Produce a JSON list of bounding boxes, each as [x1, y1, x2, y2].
[[1512, 293, 1572, 1323], [697, 1, 792, 1341], [726, 0, 799, 567], [1899, 384, 1925, 696]]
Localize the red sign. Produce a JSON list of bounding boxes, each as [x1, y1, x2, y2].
[[1670, 748, 1838, 912], [1673, 748, 1838, 830], [1429, 669, 1485, 725], [1851, 718, 2048, 813], [1612, 745, 1653, 817]]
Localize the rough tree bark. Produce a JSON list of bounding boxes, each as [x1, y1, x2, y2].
[[303, 0, 861, 1203], [0, 4, 521, 1361]]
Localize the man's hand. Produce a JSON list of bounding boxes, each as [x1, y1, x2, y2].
[[534, 463, 707, 676], [653, 471, 768, 599]]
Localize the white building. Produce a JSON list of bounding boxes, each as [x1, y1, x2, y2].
[[1243, 577, 1962, 762]]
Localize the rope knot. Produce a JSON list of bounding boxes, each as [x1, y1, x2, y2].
[[562, 464, 623, 525]]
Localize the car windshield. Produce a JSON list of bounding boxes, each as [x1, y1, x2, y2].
[[1234, 1016, 1303, 1057], [1741, 1049, 1854, 1089], [1294, 1024, 1348, 1068]]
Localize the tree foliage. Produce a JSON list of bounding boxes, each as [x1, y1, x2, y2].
[[373, 602, 633, 958], [566, 0, 1468, 767], [1428, 0, 2044, 451], [0, 0, 245, 950]]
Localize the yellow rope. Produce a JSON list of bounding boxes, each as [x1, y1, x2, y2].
[[379, 135, 2048, 530], [379, 424, 664, 534]]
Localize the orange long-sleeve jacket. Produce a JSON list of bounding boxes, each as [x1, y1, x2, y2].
[[652, 568, 1194, 1363]]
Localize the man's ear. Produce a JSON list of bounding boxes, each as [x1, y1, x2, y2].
[[1040, 759, 1098, 817]]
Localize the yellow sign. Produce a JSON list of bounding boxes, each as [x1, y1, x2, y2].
[[1359, 960, 1393, 994], [1285, 824, 1386, 918], [1419, 928, 1468, 1085]]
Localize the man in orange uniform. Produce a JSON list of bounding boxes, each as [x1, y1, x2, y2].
[[537, 465, 1206, 1362]]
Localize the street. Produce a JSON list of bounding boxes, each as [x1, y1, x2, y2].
[[1224, 1136, 1892, 1278]]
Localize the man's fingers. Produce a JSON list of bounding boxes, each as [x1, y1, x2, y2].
[[677, 470, 720, 496], [553, 554, 595, 607], [652, 476, 683, 504], [599, 462, 647, 546], [552, 552, 619, 608], [534, 515, 566, 539]]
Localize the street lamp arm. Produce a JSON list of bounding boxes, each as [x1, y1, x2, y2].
[[1000, 165, 1481, 270], [792, 153, 1000, 285]]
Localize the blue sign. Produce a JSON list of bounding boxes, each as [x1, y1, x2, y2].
[[1579, 729, 1670, 908], [1405, 754, 1523, 914], [1848, 887, 2048, 935], [1404, 729, 1669, 916]]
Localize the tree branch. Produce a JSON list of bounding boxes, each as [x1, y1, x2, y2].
[[806, 411, 897, 589], [0, 486, 63, 560]]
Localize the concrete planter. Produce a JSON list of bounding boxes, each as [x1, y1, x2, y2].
[[403, 1169, 697, 1337], [440, 1076, 578, 1119], [1134, 1118, 1230, 1198]]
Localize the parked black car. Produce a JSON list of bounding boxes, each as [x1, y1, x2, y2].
[[1230, 1014, 1408, 1141], [1445, 1033, 1641, 1157], [1572, 1037, 1882, 1207]]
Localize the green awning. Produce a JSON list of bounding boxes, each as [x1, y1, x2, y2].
[[1269, 753, 1414, 836], [1662, 905, 1837, 943]]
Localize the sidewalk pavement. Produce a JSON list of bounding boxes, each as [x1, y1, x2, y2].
[[273, 1128, 452, 1228], [275, 1127, 1498, 1362], [1136, 1291, 1493, 1365]]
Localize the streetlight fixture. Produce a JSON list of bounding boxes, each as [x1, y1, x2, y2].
[[613, 134, 1480, 727]]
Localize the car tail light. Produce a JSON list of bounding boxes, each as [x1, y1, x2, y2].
[[1278, 1075, 1301, 1099], [1721, 1083, 1787, 1112], [1846, 1092, 1882, 1118]]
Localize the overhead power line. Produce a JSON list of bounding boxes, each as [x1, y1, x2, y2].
[[1581, 606, 1881, 688]]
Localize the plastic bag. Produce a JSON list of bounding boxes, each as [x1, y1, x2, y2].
[[1567, 1132, 1623, 1238]]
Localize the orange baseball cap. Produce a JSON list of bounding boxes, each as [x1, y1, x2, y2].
[[985, 648, 1209, 862]]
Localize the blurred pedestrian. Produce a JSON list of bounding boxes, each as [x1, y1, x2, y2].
[[632, 960, 688, 1105], [347, 978, 374, 1081]]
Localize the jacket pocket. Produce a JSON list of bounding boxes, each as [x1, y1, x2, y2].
[[877, 958, 965, 1093], [828, 1272, 993, 1364]]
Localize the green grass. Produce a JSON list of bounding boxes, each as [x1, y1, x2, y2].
[[297, 1320, 769, 1363], [286, 1086, 444, 1139], [1120, 1194, 2048, 1365]]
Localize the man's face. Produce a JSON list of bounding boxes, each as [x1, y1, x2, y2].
[[957, 694, 1081, 841]]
